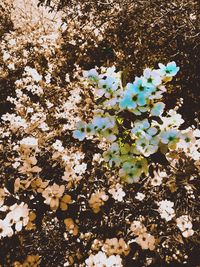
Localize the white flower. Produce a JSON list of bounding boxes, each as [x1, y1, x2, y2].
[[1, 114, 28, 129], [39, 122, 49, 131], [5, 202, 29, 232], [106, 255, 123, 267], [176, 215, 194, 238], [20, 137, 38, 147], [193, 129, 200, 137], [85, 252, 123, 267], [83, 69, 99, 79], [62, 154, 71, 163], [92, 153, 104, 164], [130, 220, 147, 236], [3, 51, 10, 61], [12, 161, 21, 169], [135, 192, 145, 201], [160, 110, 184, 130], [74, 163, 87, 175], [85, 251, 107, 267], [142, 68, 162, 87], [8, 39, 16, 46], [187, 139, 200, 160], [134, 136, 159, 157], [151, 170, 166, 186], [0, 219, 13, 238], [46, 100, 54, 108], [27, 107, 34, 113], [109, 185, 125, 202], [8, 63, 15, 70], [157, 200, 175, 221], [45, 73, 51, 83], [24, 66, 42, 82], [52, 140, 64, 152], [135, 232, 155, 250], [182, 229, 194, 238]]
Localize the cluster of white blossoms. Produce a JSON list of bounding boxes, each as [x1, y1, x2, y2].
[[0, 203, 29, 239], [157, 200, 175, 221], [20, 136, 38, 147], [1, 113, 28, 131], [52, 139, 65, 152], [85, 251, 123, 267]]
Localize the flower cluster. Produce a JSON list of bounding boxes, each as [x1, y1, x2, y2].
[[130, 220, 156, 250], [102, 238, 130, 256], [42, 183, 65, 211], [85, 251, 123, 267], [88, 191, 109, 213], [157, 200, 175, 222], [73, 63, 198, 184], [0, 202, 29, 238]]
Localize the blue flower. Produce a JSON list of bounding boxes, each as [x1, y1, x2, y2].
[[150, 102, 165, 116], [119, 84, 147, 110], [160, 129, 180, 149], [103, 142, 121, 167], [128, 79, 153, 96], [131, 119, 158, 141], [73, 122, 94, 141], [92, 116, 113, 131], [97, 76, 119, 98], [83, 69, 99, 80], [119, 158, 148, 183], [131, 119, 150, 137], [73, 121, 87, 141], [158, 61, 180, 77]]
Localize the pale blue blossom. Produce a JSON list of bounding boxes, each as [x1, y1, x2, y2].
[[119, 158, 148, 183], [119, 86, 147, 110], [73, 121, 87, 141], [134, 136, 159, 157], [158, 61, 180, 77], [97, 76, 119, 98], [131, 78, 154, 97], [142, 68, 162, 87], [150, 102, 165, 116], [160, 129, 180, 149], [131, 119, 158, 141], [103, 89, 123, 108], [83, 68, 99, 80], [103, 142, 121, 167], [92, 116, 115, 133]]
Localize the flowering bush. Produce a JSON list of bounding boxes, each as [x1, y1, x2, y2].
[[73, 63, 196, 185], [0, 1, 200, 266]]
